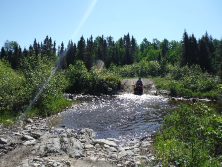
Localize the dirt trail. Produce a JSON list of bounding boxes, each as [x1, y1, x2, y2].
[[120, 78, 157, 94]]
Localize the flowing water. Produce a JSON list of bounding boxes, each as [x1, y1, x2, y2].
[[55, 94, 176, 145]]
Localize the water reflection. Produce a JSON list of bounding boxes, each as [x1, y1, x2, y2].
[[55, 94, 175, 145]]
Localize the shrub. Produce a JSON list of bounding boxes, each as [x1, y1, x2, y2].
[[19, 55, 69, 116], [155, 103, 222, 166], [0, 60, 26, 116], [66, 60, 89, 93]]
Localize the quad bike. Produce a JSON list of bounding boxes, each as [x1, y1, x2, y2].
[[134, 84, 143, 95]]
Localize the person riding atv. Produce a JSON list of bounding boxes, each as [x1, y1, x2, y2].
[[134, 78, 143, 94], [136, 78, 143, 86]]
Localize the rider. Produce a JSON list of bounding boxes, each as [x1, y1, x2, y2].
[[136, 78, 143, 87]]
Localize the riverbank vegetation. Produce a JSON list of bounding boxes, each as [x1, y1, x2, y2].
[[154, 102, 222, 166]]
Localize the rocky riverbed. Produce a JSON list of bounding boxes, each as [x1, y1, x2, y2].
[[0, 115, 159, 167]]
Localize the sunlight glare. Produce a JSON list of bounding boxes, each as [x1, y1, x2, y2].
[[72, 0, 98, 40]]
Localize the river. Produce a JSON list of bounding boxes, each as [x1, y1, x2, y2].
[[53, 94, 177, 146]]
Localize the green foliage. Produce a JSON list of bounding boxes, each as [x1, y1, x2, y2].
[[0, 60, 26, 116], [117, 60, 161, 78], [19, 54, 69, 116], [155, 103, 222, 166], [66, 60, 89, 93], [0, 53, 70, 121], [154, 64, 221, 98], [66, 60, 121, 94]]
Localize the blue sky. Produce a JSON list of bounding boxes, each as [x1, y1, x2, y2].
[[0, 0, 221, 49]]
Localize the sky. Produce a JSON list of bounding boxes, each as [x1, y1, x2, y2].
[[0, 0, 222, 49]]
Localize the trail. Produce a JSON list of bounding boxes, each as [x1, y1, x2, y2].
[[120, 78, 157, 94]]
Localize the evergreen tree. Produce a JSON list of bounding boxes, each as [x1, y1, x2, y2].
[[53, 41, 56, 55], [198, 35, 211, 72], [85, 35, 94, 70], [140, 38, 151, 54], [77, 36, 86, 63], [60, 42, 67, 69], [180, 30, 189, 67], [131, 35, 137, 63], [117, 37, 125, 65], [0, 47, 6, 59], [160, 39, 169, 58], [123, 33, 132, 65], [189, 34, 199, 65], [23, 48, 29, 58], [33, 38, 39, 57]]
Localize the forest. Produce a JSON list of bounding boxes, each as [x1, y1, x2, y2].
[[1, 31, 222, 166]]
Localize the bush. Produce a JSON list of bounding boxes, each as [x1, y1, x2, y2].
[[66, 60, 89, 93], [0, 60, 26, 116], [154, 64, 221, 98], [155, 103, 222, 166], [18, 55, 69, 117], [65, 60, 121, 94]]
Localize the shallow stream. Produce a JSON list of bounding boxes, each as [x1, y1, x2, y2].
[[54, 94, 176, 146]]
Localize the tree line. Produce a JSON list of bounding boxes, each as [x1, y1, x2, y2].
[[1, 31, 222, 77]]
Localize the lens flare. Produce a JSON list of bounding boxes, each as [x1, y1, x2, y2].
[[19, 1, 98, 121], [72, 0, 98, 40]]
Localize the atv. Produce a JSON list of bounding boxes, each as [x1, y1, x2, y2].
[[134, 84, 143, 95]]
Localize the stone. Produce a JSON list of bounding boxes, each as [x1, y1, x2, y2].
[[95, 143, 101, 148], [141, 141, 151, 147], [118, 149, 134, 159], [26, 118, 34, 123], [94, 139, 117, 147], [85, 144, 94, 149], [21, 159, 29, 167], [21, 134, 35, 141], [30, 132, 41, 139], [108, 146, 117, 152], [0, 138, 7, 144], [46, 138, 60, 153], [23, 139, 36, 146]]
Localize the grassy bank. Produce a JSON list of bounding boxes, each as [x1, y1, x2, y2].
[[153, 65, 222, 100]]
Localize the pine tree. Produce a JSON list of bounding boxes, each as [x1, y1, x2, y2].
[[189, 34, 199, 65], [85, 36, 94, 70], [198, 35, 211, 72], [123, 33, 131, 65], [0, 47, 6, 59], [131, 35, 137, 63], [180, 30, 189, 67], [77, 36, 86, 63]]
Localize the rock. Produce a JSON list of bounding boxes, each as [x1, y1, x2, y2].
[[26, 118, 33, 123], [46, 137, 61, 153], [108, 146, 117, 152], [85, 144, 94, 149], [118, 149, 134, 159], [94, 139, 117, 147], [30, 132, 41, 139], [21, 135, 35, 141], [21, 159, 29, 167], [78, 128, 95, 143], [95, 143, 101, 148], [0, 138, 7, 144], [141, 141, 151, 147], [23, 139, 36, 146]]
